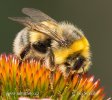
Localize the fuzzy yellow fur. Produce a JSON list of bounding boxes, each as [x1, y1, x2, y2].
[[54, 37, 90, 64], [29, 31, 47, 43]]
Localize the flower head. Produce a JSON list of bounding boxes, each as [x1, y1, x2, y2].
[[0, 54, 105, 100]]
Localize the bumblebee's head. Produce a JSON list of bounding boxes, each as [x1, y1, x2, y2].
[[54, 22, 91, 75]]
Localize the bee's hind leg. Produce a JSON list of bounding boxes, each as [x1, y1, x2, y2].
[[19, 45, 31, 66]]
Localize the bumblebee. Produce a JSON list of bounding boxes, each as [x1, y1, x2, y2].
[[9, 8, 91, 76]]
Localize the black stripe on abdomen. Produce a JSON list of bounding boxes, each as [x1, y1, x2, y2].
[[32, 39, 51, 53]]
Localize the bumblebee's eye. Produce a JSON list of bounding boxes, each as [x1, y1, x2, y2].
[[32, 39, 51, 53], [73, 56, 85, 70]]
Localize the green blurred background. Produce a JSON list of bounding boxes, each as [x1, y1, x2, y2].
[[0, 0, 111, 97]]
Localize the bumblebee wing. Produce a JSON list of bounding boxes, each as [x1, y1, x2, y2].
[[8, 17, 65, 44], [8, 17, 34, 28], [22, 8, 65, 42], [22, 8, 57, 23], [36, 22, 65, 43], [9, 8, 66, 44]]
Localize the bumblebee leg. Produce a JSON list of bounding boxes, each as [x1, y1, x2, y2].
[[20, 45, 30, 59], [45, 47, 55, 90], [45, 47, 55, 71], [19, 45, 30, 66], [82, 66, 85, 74], [74, 66, 85, 87]]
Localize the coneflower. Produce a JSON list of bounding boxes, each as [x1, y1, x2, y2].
[[0, 54, 105, 100]]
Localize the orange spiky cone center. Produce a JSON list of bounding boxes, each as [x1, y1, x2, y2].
[[0, 54, 105, 100]]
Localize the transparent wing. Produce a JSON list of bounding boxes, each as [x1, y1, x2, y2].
[[22, 8, 57, 23], [8, 17, 34, 27], [8, 17, 65, 44]]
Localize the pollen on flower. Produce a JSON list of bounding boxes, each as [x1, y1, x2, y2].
[[0, 54, 105, 100]]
